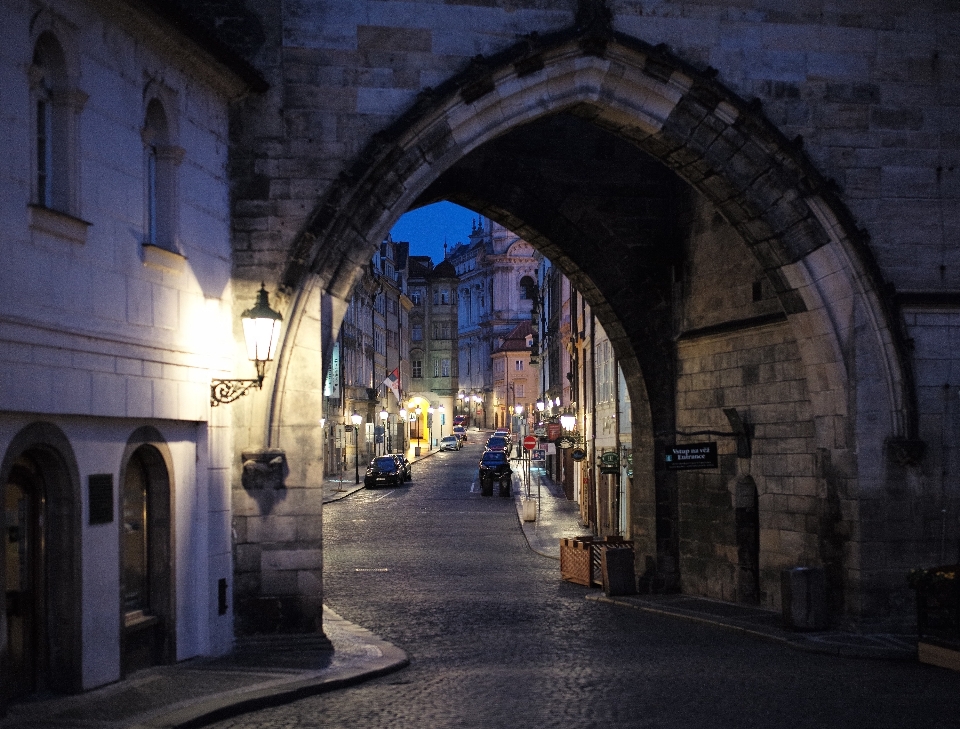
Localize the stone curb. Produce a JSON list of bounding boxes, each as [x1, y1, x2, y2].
[[128, 608, 409, 729], [587, 594, 916, 661], [1, 608, 408, 729]]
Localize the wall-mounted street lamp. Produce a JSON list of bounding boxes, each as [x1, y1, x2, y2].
[[352, 410, 363, 484], [559, 409, 577, 432], [211, 284, 283, 406], [536, 399, 545, 413]]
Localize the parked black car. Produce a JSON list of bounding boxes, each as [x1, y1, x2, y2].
[[390, 452, 412, 482], [364, 455, 404, 488], [478, 450, 512, 497]]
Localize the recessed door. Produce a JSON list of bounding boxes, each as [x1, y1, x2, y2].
[[4, 464, 43, 700]]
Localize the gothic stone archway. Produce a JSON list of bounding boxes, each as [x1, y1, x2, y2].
[[240, 25, 913, 629]]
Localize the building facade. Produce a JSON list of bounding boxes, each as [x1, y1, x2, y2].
[[323, 237, 411, 477], [0, 0, 261, 701], [406, 257, 458, 447], [449, 218, 540, 430]]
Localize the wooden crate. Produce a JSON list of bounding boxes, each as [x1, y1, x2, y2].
[[561, 536, 634, 588], [560, 537, 593, 586]]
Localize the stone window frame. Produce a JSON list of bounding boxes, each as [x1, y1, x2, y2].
[[141, 82, 186, 270], [27, 21, 90, 245]]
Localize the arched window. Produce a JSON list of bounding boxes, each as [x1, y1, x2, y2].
[[520, 276, 536, 300], [30, 32, 82, 216], [142, 98, 182, 253]]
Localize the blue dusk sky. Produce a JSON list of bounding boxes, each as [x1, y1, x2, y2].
[[390, 201, 479, 263]]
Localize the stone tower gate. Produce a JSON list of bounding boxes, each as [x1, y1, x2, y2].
[[213, 0, 959, 633]]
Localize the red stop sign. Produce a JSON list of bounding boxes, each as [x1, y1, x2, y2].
[[523, 435, 538, 450]]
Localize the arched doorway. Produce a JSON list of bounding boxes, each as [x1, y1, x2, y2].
[[0, 423, 81, 703], [250, 26, 913, 625], [119, 435, 174, 676]]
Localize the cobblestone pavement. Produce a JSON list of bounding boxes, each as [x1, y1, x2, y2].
[[207, 436, 960, 729]]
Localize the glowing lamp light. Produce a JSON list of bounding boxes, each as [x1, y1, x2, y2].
[[351, 411, 363, 427], [560, 411, 577, 432], [211, 283, 283, 406], [241, 284, 283, 380]]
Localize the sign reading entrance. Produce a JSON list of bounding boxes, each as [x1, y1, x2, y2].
[[664, 442, 718, 470]]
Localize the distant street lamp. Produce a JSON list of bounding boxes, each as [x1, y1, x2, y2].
[[352, 411, 363, 484], [560, 410, 577, 433]]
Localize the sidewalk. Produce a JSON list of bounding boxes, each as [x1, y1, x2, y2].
[[2, 445, 448, 729], [1, 607, 407, 729], [513, 467, 918, 662]]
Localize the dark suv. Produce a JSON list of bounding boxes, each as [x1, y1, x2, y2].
[[478, 450, 512, 497], [364, 455, 403, 488]]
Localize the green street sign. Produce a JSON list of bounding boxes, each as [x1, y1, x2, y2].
[[600, 452, 619, 467]]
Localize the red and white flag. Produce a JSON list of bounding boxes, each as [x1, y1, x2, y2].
[[382, 368, 401, 403]]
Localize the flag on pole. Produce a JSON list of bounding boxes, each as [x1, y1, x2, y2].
[[383, 367, 401, 403]]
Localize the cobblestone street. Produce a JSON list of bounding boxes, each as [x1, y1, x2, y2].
[[208, 438, 960, 729]]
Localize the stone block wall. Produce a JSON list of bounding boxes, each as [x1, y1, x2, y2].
[[676, 322, 819, 611]]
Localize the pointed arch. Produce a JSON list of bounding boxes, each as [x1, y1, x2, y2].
[[274, 32, 911, 455]]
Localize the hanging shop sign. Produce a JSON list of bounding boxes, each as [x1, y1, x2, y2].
[[599, 451, 620, 474], [571, 447, 587, 462], [664, 442, 718, 470], [558, 436, 576, 450], [547, 423, 562, 441]]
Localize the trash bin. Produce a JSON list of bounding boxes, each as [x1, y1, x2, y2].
[[414, 446, 421, 457], [601, 546, 637, 596], [781, 566, 827, 631]]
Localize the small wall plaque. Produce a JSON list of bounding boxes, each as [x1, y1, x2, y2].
[[88, 474, 114, 525]]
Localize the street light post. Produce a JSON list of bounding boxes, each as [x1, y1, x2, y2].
[[415, 406, 422, 445], [428, 406, 435, 450], [398, 404, 407, 454], [379, 406, 388, 455], [438, 404, 445, 442], [352, 411, 362, 484]]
